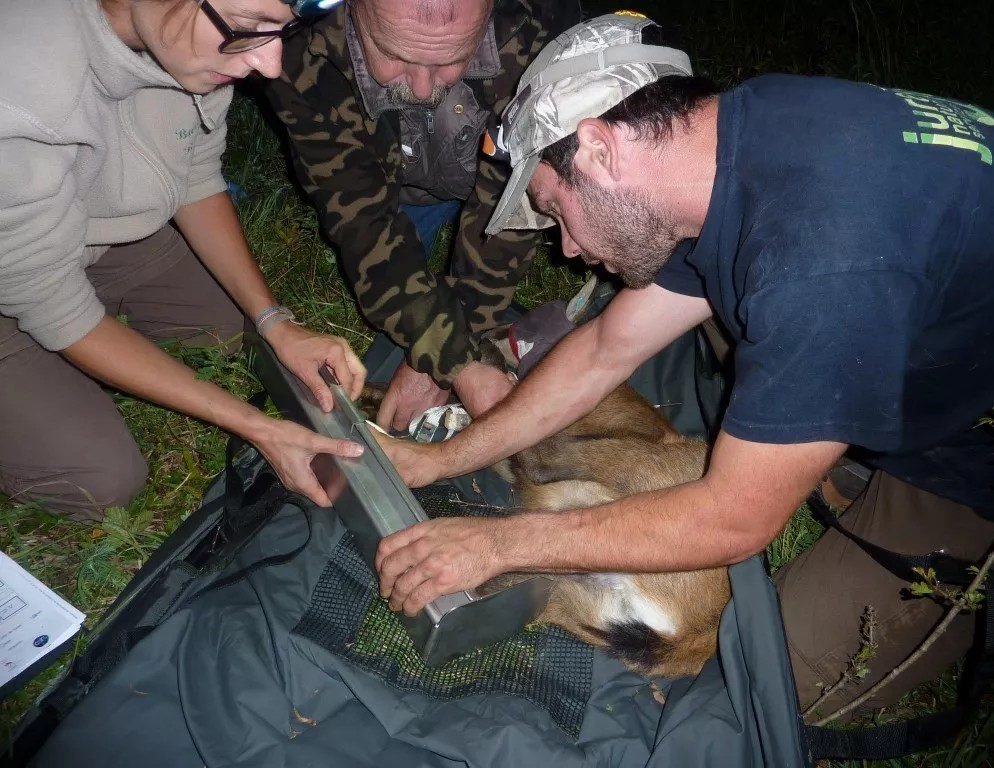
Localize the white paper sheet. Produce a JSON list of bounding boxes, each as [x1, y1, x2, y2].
[[0, 551, 85, 687]]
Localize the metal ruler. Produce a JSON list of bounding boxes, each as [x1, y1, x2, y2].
[[248, 334, 550, 666]]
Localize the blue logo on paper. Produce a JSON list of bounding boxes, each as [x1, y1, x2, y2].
[[33, 635, 49, 648]]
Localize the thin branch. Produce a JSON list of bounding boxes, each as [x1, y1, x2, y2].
[[802, 605, 877, 719], [323, 319, 373, 341], [813, 547, 994, 727], [802, 676, 851, 719]]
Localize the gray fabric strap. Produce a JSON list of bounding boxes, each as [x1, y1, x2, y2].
[[529, 44, 693, 90]]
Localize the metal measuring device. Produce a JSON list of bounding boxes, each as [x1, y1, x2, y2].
[[247, 333, 551, 666]]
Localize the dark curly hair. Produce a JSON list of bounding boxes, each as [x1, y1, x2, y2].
[[541, 75, 719, 188]]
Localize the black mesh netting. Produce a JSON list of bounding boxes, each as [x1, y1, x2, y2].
[[292, 485, 593, 738]]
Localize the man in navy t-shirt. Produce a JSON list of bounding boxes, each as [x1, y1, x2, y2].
[[656, 77, 994, 515], [371, 14, 994, 713]]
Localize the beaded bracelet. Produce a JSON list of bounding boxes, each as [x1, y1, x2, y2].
[[255, 305, 298, 337]]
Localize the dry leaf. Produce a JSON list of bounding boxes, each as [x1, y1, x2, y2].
[[292, 707, 317, 726]]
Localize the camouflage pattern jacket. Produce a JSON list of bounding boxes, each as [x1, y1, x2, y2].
[[266, 0, 581, 385]]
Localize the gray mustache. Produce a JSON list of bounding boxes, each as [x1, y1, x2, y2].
[[387, 81, 450, 109]]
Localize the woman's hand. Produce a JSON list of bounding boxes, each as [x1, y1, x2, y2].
[[250, 416, 364, 507], [265, 322, 366, 410]]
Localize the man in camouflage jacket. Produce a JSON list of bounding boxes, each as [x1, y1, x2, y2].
[[266, 0, 581, 430]]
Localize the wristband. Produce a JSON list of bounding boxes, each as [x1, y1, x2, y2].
[[255, 305, 298, 336]]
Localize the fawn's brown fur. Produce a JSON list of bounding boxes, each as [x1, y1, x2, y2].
[[480, 327, 730, 679]]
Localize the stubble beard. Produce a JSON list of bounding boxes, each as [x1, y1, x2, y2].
[[573, 171, 682, 289]]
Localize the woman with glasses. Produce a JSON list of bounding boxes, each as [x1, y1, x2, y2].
[[0, 0, 361, 520]]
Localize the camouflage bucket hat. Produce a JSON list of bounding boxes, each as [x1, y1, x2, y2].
[[484, 12, 693, 236]]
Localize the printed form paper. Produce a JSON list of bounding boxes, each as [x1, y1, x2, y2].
[[0, 551, 85, 688]]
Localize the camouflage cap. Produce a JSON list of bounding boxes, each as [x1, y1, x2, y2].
[[484, 12, 693, 236]]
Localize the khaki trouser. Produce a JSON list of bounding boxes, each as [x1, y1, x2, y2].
[[0, 226, 243, 521], [776, 471, 994, 715]]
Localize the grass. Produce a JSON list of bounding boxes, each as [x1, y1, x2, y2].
[[2, 0, 993, 762]]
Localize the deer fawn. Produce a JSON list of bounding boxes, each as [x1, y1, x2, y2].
[[480, 325, 730, 678], [363, 325, 730, 679]]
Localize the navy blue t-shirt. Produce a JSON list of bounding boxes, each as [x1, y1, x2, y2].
[[657, 75, 994, 516]]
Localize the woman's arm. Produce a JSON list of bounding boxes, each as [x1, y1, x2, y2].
[[172, 191, 366, 408], [63, 315, 363, 506], [172, 191, 278, 322]]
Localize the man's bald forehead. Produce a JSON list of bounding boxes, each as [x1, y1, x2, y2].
[[414, 0, 459, 25], [356, 0, 493, 25]]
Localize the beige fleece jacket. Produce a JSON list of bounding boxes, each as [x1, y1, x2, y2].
[[0, 0, 232, 351]]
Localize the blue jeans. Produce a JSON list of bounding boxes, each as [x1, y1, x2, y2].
[[399, 200, 462, 256]]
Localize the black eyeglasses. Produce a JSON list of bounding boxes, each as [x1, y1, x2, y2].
[[197, 0, 310, 53]]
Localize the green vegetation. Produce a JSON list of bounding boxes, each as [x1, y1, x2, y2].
[[351, 594, 541, 686]]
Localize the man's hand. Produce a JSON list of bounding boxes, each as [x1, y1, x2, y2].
[[375, 516, 511, 615], [252, 417, 364, 507], [452, 361, 515, 418], [266, 323, 366, 411], [372, 431, 448, 487], [377, 361, 450, 432]]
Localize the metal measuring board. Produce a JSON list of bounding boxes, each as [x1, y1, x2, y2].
[[247, 334, 552, 666]]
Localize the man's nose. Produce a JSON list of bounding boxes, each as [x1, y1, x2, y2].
[[244, 40, 284, 80], [560, 230, 583, 258], [406, 66, 436, 100]]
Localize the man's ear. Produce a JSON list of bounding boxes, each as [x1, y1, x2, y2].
[[574, 118, 620, 184]]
